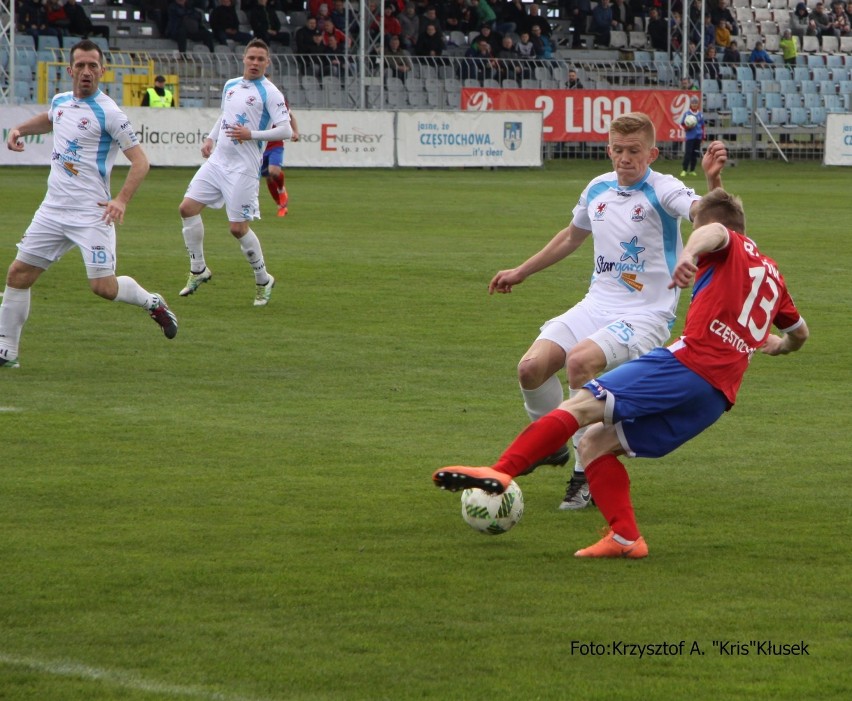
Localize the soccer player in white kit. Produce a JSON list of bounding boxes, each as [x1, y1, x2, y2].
[[178, 38, 293, 307], [0, 39, 177, 369], [488, 113, 728, 508]]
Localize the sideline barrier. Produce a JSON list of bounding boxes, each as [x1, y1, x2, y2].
[[0, 107, 541, 168], [823, 113, 852, 165]]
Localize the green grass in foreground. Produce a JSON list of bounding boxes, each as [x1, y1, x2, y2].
[[0, 160, 849, 701]]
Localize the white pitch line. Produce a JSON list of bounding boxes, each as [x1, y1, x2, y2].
[[0, 407, 23, 412], [0, 652, 280, 701]]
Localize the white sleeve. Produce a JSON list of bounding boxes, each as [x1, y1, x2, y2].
[[207, 116, 222, 142], [250, 122, 293, 141]]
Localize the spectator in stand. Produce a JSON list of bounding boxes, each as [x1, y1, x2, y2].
[[64, 0, 110, 42], [320, 16, 350, 48], [710, 0, 738, 36], [166, 0, 215, 54], [567, 67, 583, 88], [722, 39, 740, 64], [567, 0, 593, 49], [591, 0, 616, 47], [790, 2, 818, 39], [295, 15, 321, 53], [44, 0, 71, 41], [461, 37, 499, 82], [715, 19, 732, 49], [472, 23, 502, 53], [646, 7, 668, 52], [628, 0, 646, 30], [680, 73, 698, 91], [704, 44, 720, 86], [700, 14, 716, 49], [210, 0, 252, 45], [415, 21, 445, 57], [319, 34, 347, 79], [420, 5, 443, 36], [685, 39, 700, 80], [526, 3, 551, 36], [141, 74, 177, 106], [611, 0, 633, 33], [444, 0, 476, 36], [779, 28, 798, 64], [330, 0, 358, 39], [749, 39, 774, 66], [496, 34, 525, 82], [669, 10, 683, 51], [20, 0, 65, 49], [385, 33, 413, 81], [830, 1, 851, 36], [516, 30, 536, 59], [498, 0, 527, 35], [470, 0, 498, 30], [530, 21, 553, 59], [810, 2, 834, 38], [249, 0, 288, 46], [399, 2, 420, 51], [381, 3, 403, 42]]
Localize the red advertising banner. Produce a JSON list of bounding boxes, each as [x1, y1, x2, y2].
[[461, 89, 697, 143]]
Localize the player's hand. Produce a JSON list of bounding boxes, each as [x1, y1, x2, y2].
[[225, 124, 251, 143], [702, 140, 728, 178], [760, 335, 786, 356], [97, 199, 126, 225], [6, 129, 25, 152], [489, 269, 525, 294], [201, 138, 214, 158], [291, 131, 300, 142], [668, 256, 697, 289]]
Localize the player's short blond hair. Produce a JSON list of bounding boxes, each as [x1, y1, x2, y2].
[[693, 188, 746, 233], [609, 112, 656, 147]]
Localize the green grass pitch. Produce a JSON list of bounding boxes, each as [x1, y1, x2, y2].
[[0, 160, 848, 701]]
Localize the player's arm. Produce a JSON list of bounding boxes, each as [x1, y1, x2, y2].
[[697, 140, 727, 197], [489, 222, 592, 294], [669, 222, 729, 289], [99, 145, 150, 225], [6, 112, 52, 151], [289, 111, 300, 142], [761, 319, 809, 356], [225, 121, 292, 143]]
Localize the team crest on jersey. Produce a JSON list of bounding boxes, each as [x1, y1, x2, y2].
[[55, 109, 64, 122], [593, 202, 607, 221], [246, 96, 257, 106], [77, 118, 90, 131], [631, 204, 647, 222], [227, 89, 236, 100]]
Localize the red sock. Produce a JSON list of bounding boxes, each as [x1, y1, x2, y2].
[[493, 409, 579, 478], [266, 176, 280, 203], [585, 454, 640, 541]]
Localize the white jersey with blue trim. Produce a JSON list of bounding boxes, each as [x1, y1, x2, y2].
[[571, 168, 699, 319], [44, 90, 140, 210], [210, 76, 290, 177]]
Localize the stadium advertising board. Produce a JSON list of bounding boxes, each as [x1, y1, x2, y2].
[[460, 88, 695, 143], [823, 113, 852, 166], [0, 107, 396, 167], [396, 111, 542, 167]]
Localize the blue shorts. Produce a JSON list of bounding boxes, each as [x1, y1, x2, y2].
[[260, 146, 284, 175], [584, 347, 727, 458]]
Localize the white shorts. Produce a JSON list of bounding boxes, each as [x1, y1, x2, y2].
[[537, 297, 673, 371], [17, 205, 116, 279], [184, 160, 261, 222]]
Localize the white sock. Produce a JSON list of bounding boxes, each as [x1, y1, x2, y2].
[[114, 275, 154, 309], [520, 374, 564, 421], [181, 215, 206, 273], [613, 533, 636, 546], [569, 387, 588, 475], [239, 229, 269, 284], [0, 286, 31, 359]]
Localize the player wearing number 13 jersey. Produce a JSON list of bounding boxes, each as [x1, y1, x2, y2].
[[431, 189, 809, 558]]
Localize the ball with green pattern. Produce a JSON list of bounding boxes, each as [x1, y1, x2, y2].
[[460, 481, 524, 535]]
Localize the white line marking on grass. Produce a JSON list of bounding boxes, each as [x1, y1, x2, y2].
[[0, 652, 279, 701], [0, 407, 23, 412]]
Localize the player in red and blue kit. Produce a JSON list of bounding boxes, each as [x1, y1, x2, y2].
[[261, 108, 299, 217], [432, 189, 809, 558]]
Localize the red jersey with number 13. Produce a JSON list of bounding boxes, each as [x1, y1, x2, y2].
[[668, 229, 803, 407]]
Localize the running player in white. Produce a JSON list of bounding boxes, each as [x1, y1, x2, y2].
[[488, 112, 727, 508], [177, 38, 293, 307], [0, 39, 176, 369]]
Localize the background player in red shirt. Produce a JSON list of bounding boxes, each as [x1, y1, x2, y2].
[[261, 109, 300, 217], [432, 189, 809, 558]]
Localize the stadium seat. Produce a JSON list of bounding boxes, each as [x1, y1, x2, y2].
[[609, 31, 628, 48], [801, 35, 820, 53], [808, 107, 826, 125], [811, 66, 830, 82], [768, 107, 788, 125], [773, 66, 792, 81], [822, 95, 843, 112], [628, 32, 648, 49], [763, 34, 780, 52], [704, 93, 724, 110], [820, 36, 839, 54], [730, 107, 750, 126], [725, 92, 746, 109], [840, 36, 852, 53], [735, 65, 754, 82], [818, 80, 836, 94], [787, 107, 809, 126], [764, 93, 783, 109], [783, 94, 803, 109]]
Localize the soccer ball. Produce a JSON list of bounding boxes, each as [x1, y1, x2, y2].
[[683, 114, 698, 129], [460, 481, 524, 535]]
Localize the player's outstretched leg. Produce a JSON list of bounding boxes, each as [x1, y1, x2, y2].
[[179, 267, 213, 297], [574, 530, 648, 559], [520, 444, 571, 476], [148, 294, 178, 339], [432, 466, 512, 494]]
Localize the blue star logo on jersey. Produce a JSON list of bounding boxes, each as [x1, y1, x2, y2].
[[235, 112, 249, 126], [620, 236, 645, 263], [66, 139, 81, 155]]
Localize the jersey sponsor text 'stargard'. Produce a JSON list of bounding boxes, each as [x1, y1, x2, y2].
[[572, 168, 700, 322]]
